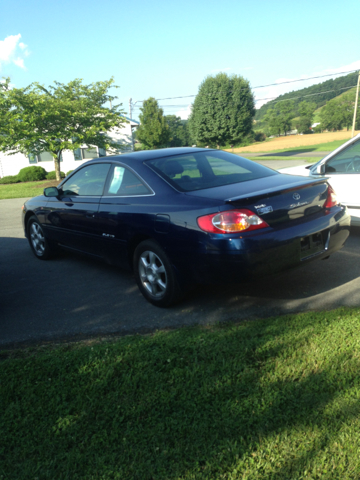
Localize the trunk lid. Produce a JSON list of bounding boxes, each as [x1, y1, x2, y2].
[[186, 174, 329, 227]]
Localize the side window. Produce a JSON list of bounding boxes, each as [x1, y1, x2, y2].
[[105, 166, 152, 196], [325, 140, 360, 174], [61, 163, 111, 196]]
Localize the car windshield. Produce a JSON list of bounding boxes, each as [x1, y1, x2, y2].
[[146, 151, 277, 192]]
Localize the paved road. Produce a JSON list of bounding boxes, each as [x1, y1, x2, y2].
[[1, 196, 360, 348]]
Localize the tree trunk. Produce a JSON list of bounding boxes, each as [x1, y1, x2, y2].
[[54, 152, 61, 181]]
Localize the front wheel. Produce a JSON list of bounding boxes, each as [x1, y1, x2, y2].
[[27, 216, 55, 260], [133, 240, 183, 307]]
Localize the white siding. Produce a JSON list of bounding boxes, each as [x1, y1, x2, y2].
[[0, 119, 137, 178]]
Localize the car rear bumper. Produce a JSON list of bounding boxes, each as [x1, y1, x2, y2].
[[174, 205, 350, 284]]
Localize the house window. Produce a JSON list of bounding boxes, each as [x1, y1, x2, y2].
[[74, 147, 106, 161], [28, 152, 62, 164], [38, 152, 54, 162]]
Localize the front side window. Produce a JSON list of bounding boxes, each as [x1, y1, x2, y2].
[[105, 166, 152, 196], [325, 139, 360, 174], [146, 151, 277, 192], [61, 163, 110, 196]]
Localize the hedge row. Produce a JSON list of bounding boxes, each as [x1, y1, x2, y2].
[[0, 167, 71, 185]]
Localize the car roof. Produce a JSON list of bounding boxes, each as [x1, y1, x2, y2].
[[87, 147, 211, 165]]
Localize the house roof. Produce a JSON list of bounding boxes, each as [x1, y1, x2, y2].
[[122, 115, 140, 126]]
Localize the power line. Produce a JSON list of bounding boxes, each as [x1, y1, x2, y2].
[[250, 70, 358, 90], [132, 84, 358, 111], [254, 85, 358, 104], [133, 69, 359, 104]]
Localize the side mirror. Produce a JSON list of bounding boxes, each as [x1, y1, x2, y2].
[[44, 186, 60, 197], [315, 164, 325, 175]]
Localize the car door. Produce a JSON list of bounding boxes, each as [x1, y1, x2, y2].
[[319, 138, 360, 207], [44, 162, 111, 254], [97, 164, 156, 266]]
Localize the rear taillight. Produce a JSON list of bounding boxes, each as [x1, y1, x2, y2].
[[197, 209, 269, 234], [324, 184, 338, 209]]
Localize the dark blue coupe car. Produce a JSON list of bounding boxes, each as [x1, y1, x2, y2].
[[22, 147, 350, 307]]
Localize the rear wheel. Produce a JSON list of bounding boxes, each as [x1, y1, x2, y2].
[[27, 216, 55, 260], [133, 240, 183, 307]]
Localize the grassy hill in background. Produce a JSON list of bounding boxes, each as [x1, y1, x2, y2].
[[255, 71, 358, 129]]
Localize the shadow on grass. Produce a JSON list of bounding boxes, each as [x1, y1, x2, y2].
[[2, 309, 360, 478]]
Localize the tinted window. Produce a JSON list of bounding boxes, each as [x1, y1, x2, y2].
[[325, 139, 360, 174], [146, 151, 277, 192], [61, 163, 110, 196], [105, 166, 152, 196]]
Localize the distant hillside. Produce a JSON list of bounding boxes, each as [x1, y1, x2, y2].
[[255, 71, 358, 124]]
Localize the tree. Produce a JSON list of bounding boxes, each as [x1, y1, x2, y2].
[[165, 115, 189, 147], [136, 97, 170, 149], [296, 101, 317, 134], [263, 100, 295, 136], [337, 92, 355, 130], [319, 90, 360, 132], [0, 77, 127, 180], [189, 73, 255, 147], [263, 108, 281, 136], [320, 98, 346, 131]]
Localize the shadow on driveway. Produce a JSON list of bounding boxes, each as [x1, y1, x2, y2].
[[1, 228, 360, 347]]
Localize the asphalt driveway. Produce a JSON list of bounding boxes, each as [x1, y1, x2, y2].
[[1, 197, 360, 348]]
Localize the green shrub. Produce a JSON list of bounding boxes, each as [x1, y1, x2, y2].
[[17, 166, 47, 182], [0, 175, 20, 184], [254, 131, 266, 142], [66, 170, 74, 176], [46, 171, 65, 180]]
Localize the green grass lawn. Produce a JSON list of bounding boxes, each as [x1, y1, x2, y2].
[[0, 179, 59, 200], [2, 307, 360, 479]]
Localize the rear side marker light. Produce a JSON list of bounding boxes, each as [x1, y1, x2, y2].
[[197, 209, 269, 234], [324, 184, 339, 209]]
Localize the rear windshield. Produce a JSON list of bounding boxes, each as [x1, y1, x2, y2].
[[146, 150, 277, 192]]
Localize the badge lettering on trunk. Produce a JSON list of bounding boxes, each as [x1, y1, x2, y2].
[[256, 205, 273, 215]]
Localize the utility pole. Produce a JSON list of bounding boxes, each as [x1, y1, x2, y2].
[[351, 71, 360, 138], [129, 98, 134, 151]]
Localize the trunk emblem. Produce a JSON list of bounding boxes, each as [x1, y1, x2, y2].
[[293, 193, 301, 200]]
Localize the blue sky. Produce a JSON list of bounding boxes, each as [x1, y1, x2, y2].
[[1, 0, 360, 120]]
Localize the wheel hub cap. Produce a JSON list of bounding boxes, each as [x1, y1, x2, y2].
[[30, 223, 45, 256], [139, 250, 167, 298]]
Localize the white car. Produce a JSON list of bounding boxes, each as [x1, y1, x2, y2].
[[281, 133, 360, 226]]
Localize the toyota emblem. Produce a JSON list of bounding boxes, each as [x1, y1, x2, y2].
[[293, 193, 300, 200]]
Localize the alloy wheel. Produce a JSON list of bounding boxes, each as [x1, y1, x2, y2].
[[138, 250, 167, 298], [30, 222, 45, 256]]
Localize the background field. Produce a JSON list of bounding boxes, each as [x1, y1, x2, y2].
[[230, 131, 359, 154]]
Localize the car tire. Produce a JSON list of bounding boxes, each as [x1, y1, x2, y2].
[[27, 216, 55, 260], [133, 240, 183, 307]]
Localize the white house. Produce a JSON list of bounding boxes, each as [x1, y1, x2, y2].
[[0, 116, 140, 178]]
